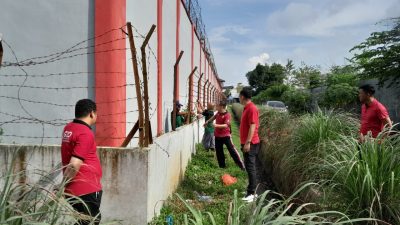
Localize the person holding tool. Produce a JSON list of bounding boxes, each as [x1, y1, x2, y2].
[[205, 100, 245, 170], [198, 101, 216, 151]]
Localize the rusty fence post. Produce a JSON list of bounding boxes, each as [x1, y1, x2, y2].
[[140, 24, 156, 147], [126, 22, 145, 147], [197, 73, 204, 104], [187, 67, 197, 124], [173, 51, 184, 131], [207, 82, 211, 105], [203, 80, 209, 107]]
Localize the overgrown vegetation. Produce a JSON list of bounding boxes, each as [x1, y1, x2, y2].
[[151, 107, 248, 224], [174, 184, 374, 225], [0, 152, 102, 225], [259, 110, 400, 224]]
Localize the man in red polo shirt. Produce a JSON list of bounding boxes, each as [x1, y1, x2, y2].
[[359, 84, 392, 142], [239, 88, 260, 202], [61, 99, 102, 225]]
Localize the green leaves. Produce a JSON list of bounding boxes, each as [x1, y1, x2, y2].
[[350, 17, 400, 87], [246, 63, 286, 95]]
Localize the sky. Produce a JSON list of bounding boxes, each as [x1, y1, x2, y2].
[[200, 0, 400, 86]]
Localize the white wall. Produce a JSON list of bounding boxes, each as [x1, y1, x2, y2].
[[0, 0, 219, 146], [0, 0, 95, 145]]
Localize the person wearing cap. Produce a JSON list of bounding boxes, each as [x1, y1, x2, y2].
[[197, 101, 216, 151], [171, 101, 187, 128], [204, 100, 245, 170]]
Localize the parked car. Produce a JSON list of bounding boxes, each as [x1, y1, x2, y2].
[[263, 101, 288, 112]]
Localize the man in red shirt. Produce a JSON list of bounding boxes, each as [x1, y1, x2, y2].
[[204, 101, 245, 170], [359, 84, 392, 142], [239, 88, 260, 202], [61, 99, 102, 225]]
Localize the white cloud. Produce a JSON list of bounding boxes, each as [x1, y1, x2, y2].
[[247, 53, 270, 68], [266, 0, 400, 37], [209, 25, 250, 43]]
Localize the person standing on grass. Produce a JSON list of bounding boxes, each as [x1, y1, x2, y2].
[[239, 88, 261, 203], [61, 99, 102, 225], [198, 101, 216, 151], [205, 101, 245, 170], [359, 84, 392, 142]]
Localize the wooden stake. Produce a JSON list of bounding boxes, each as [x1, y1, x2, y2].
[[172, 51, 184, 131], [197, 73, 204, 103], [127, 22, 145, 147], [187, 66, 197, 124], [203, 80, 209, 107], [141, 24, 156, 147], [120, 120, 139, 147]]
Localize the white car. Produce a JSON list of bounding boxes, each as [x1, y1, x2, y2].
[[263, 101, 288, 113]]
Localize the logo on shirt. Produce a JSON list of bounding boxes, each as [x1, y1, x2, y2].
[[62, 131, 72, 142]]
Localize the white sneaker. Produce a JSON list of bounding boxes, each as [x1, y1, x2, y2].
[[241, 194, 257, 202]]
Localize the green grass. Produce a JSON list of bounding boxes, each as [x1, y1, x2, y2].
[[151, 107, 248, 225]]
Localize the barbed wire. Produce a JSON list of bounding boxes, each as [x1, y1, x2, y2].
[[0, 83, 136, 90], [0, 96, 137, 107], [0, 21, 208, 146]]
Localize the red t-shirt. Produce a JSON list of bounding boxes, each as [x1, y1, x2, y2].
[[240, 102, 260, 144], [61, 120, 102, 196], [214, 112, 231, 137], [360, 99, 389, 138]]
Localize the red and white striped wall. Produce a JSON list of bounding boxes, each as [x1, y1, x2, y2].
[[94, 0, 223, 147]]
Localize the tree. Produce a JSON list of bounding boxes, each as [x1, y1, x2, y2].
[[246, 63, 285, 95], [292, 63, 323, 89], [350, 17, 400, 87], [320, 65, 359, 108], [252, 84, 289, 104], [281, 88, 311, 114]]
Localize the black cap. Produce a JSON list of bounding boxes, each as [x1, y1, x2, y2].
[[176, 101, 183, 107]]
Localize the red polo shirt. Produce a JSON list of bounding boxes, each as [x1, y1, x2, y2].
[[240, 102, 260, 144], [360, 99, 389, 138], [215, 112, 232, 137], [61, 120, 102, 196]]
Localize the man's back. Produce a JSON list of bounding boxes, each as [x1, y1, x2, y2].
[[61, 120, 102, 196]]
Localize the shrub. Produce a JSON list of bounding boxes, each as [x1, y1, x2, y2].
[[281, 89, 311, 114], [321, 83, 358, 108], [252, 84, 289, 104]]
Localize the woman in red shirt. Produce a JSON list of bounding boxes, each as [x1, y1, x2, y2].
[[205, 101, 245, 170]]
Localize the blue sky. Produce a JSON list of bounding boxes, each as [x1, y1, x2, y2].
[[200, 0, 400, 86]]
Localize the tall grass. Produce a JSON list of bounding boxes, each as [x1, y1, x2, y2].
[[259, 109, 400, 224], [0, 152, 101, 225], [259, 110, 359, 196], [177, 184, 374, 225], [321, 129, 400, 224]]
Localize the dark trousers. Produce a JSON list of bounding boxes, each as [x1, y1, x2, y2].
[[215, 136, 245, 169], [243, 143, 261, 195], [68, 191, 102, 225]]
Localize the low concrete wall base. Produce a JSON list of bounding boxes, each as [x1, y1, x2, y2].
[[0, 119, 204, 224]]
